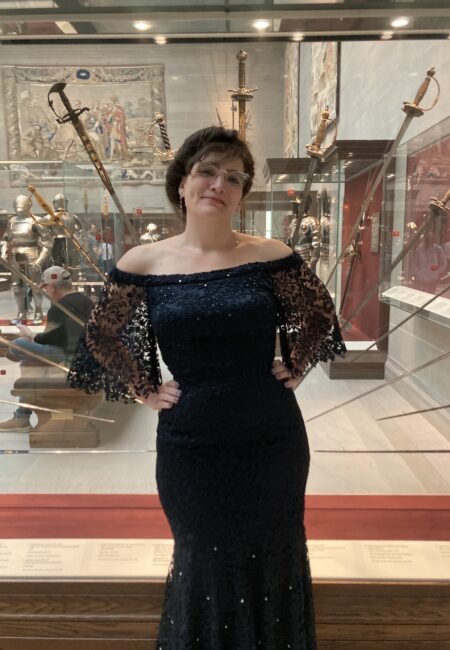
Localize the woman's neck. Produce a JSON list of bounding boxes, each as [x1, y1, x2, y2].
[[180, 221, 238, 253]]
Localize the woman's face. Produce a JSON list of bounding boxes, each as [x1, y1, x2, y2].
[[179, 153, 246, 222]]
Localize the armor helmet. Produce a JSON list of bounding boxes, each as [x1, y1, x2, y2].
[[13, 194, 32, 215], [53, 193, 68, 211]]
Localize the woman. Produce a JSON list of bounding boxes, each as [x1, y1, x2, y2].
[[69, 127, 346, 649]]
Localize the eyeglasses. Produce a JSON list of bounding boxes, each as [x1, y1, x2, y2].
[[190, 161, 250, 189]]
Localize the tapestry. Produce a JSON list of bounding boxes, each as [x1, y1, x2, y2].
[[310, 42, 338, 138], [2, 65, 166, 174], [283, 43, 299, 158]]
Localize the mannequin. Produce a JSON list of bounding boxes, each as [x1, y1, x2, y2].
[[0, 194, 53, 322], [48, 193, 85, 269], [287, 196, 320, 272]]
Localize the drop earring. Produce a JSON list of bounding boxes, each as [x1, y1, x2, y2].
[[179, 191, 184, 214]]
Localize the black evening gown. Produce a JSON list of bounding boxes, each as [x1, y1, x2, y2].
[[68, 251, 346, 650]]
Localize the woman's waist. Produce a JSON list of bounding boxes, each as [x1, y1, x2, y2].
[[170, 362, 275, 385], [158, 373, 302, 435]]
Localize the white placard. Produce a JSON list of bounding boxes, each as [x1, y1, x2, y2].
[[0, 538, 449, 581]]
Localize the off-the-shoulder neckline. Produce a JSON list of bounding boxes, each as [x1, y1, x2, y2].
[[111, 251, 299, 284]]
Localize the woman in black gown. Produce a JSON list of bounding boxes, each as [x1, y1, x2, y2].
[[69, 127, 346, 649]]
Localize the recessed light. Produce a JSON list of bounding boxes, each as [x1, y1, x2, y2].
[[133, 21, 151, 31], [155, 35, 167, 45], [253, 19, 270, 31], [292, 32, 304, 42], [381, 31, 394, 40], [390, 16, 410, 28]]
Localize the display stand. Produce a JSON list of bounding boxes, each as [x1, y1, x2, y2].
[[0, 494, 449, 649]]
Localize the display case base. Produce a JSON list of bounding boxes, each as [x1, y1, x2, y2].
[[322, 347, 386, 379], [11, 378, 102, 448], [0, 495, 448, 649]]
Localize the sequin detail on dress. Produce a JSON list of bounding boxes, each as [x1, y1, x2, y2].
[[68, 251, 345, 649]]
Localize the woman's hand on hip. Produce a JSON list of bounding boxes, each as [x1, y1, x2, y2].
[[140, 379, 182, 410], [271, 359, 301, 391]]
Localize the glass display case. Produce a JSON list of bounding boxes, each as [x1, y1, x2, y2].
[[0, 16, 449, 647], [380, 116, 450, 328], [266, 140, 395, 377]]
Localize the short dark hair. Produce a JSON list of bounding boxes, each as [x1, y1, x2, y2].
[[165, 126, 255, 221]]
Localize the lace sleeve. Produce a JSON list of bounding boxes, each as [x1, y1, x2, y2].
[[271, 253, 346, 378], [67, 269, 162, 402]]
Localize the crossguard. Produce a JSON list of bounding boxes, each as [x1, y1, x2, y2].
[[402, 67, 440, 117], [48, 82, 90, 124]]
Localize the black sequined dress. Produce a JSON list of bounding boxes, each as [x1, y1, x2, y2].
[[68, 252, 346, 650]]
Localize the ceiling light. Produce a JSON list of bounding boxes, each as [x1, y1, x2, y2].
[[390, 16, 410, 28], [292, 32, 304, 42], [155, 35, 167, 45], [133, 21, 151, 31], [253, 19, 270, 31], [381, 31, 394, 40]]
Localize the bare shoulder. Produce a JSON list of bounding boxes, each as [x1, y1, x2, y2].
[[116, 238, 175, 275], [237, 233, 292, 262]]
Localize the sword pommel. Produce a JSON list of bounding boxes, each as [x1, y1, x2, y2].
[[49, 81, 67, 95]]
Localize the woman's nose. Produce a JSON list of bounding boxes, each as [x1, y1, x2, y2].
[[210, 171, 226, 190]]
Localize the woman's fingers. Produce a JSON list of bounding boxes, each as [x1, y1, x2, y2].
[[157, 381, 182, 408]]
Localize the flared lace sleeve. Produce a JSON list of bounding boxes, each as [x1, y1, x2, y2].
[[270, 252, 346, 378], [67, 268, 162, 402]]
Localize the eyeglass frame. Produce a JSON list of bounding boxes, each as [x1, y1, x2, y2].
[[189, 160, 250, 189]]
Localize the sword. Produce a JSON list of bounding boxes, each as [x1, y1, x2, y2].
[[325, 66, 440, 288], [153, 112, 176, 162], [228, 49, 258, 232], [0, 255, 85, 327], [47, 82, 139, 245], [305, 350, 450, 423], [28, 185, 106, 281], [377, 404, 450, 421], [0, 335, 69, 372], [0, 397, 114, 425], [339, 186, 450, 330], [290, 108, 335, 248], [348, 280, 450, 364]]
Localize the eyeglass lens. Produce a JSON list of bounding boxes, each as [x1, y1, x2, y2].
[[194, 162, 248, 188]]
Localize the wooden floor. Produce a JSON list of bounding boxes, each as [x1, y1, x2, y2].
[[0, 579, 449, 649]]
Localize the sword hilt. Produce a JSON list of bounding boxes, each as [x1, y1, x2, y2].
[[402, 66, 439, 117], [306, 108, 333, 159], [48, 82, 89, 124], [429, 188, 450, 215], [238, 50, 247, 88], [155, 112, 171, 151]]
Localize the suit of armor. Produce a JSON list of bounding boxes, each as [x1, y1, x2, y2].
[[319, 215, 330, 263], [288, 215, 320, 271], [47, 194, 85, 269], [0, 195, 53, 322]]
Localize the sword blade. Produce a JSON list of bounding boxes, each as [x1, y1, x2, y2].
[[377, 404, 450, 421], [290, 158, 319, 248], [339, 201, 445, 332], [48, 83, 139, 245], [0, 335, 68, 372], [325, 115, 413, 288], [0, 255, 85, 326], [348, 282, 450, 363], [0, 397, 114, 424], [28, 185, 106, 280], [305, 350, 450, 423]]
